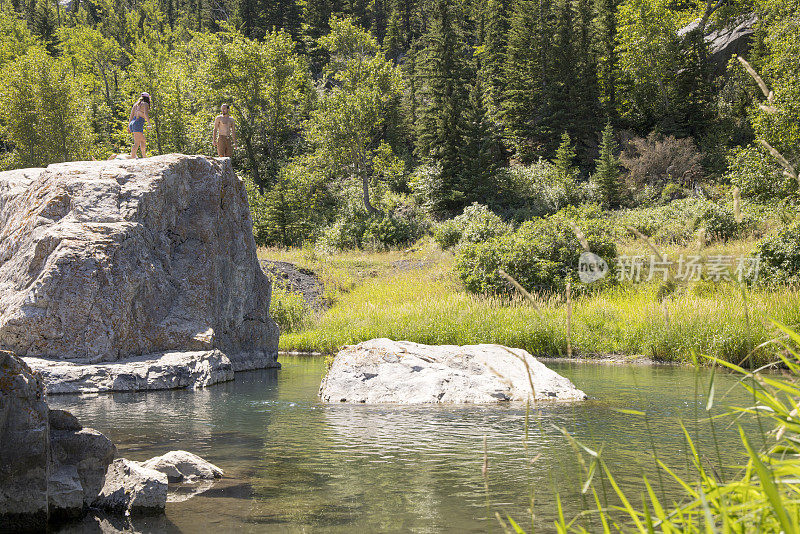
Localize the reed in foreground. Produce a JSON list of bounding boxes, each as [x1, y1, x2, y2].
[[498, 321, 800, 533]]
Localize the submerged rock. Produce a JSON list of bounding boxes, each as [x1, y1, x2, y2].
[[319, 339, 587, 404], [140, 450, 223, 482], [25, 350, 234, 394], [0, 351, 116, 530], [0, 155, 279, 392], [95, 459, 168, 515]]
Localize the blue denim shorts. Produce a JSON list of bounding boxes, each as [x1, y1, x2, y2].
[[129, 117, 145, 133]]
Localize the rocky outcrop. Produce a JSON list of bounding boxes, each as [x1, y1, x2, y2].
[[25, 350, 234, 394], [94, 459, 168, 515], [679, 15, 758, 76], [0, 351, 115, 531], [0, 155, 279, 392], [140, 450, 223, 482], [319, 339, 587, 404]]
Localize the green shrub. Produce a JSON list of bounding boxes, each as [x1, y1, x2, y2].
[[697, 202, 753, 241], [316, 196, 430, 252], [755, 220, 800, 285], [270, 287, 307, 333], [494, 160, 584, 220], [726, 145, 785, 202], [433, 203, 511, 250], [615, 199, 754, 245], [432, 218, 463, 249], [455, 207, 617, 296]]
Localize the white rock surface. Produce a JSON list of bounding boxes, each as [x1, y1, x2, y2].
[[94, 459, 168, 514], [24, 350, 234, 394], [319, 339, 587, 404], [140, 450, 223, 482], [0, 155, 279, 381]]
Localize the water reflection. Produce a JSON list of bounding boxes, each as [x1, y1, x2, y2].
[[51, 358, 757, 533]]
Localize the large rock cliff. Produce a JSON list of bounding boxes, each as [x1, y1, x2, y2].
[[0, 155, 279, 385]]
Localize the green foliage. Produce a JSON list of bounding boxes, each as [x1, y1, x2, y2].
[[726, 144, 786, 201], [592, 123, 622, 208], [616, 198, 755, 245], [306, 16, 402, 214], [0, 46, 92, 167], [755, 220, 800, 285], [455, 206, 617, 295], [208, 25, 313, 186], [270, 286, 308, 333], [433, 203, 510, 250], [698, 201, 752, 241]]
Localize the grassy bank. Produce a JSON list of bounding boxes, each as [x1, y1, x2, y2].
[[263, 242, 800, 365]]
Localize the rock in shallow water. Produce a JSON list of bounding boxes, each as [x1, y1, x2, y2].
[[94, 459, 168, 515], [140, 450, 223, 482], [0, 155, 279, 387], [319, 339, 587, 404], [24, 350, 234, 394]]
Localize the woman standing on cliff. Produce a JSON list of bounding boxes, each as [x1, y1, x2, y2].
[[128, 92, 151, 158]]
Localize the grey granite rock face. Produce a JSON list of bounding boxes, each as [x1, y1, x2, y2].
[[0, 352, 116, 530], [678, 15, 758, 76], [140, 450, 223, 482], [49, 426, 115, 517], [95, 459, 168, 514], [0, 155, 279, 374], [0, 351, 50, 531], [24, 350, 235, 394], [319, 339, 587, 404]]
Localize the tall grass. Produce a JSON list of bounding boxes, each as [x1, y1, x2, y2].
[[280, 259, 800, 365], [498, 321, 800, 532]]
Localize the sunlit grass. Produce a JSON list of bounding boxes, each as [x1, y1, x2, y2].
[[271, 246, 800, 365]]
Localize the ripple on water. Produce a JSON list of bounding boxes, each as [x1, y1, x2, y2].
[[50, 357, 758, 534]]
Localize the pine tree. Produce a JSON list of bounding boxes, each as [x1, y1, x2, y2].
[[479, 0, 510, 125], [593, 123, 622, 207], [502, 0, 553, 161], [554, 131, 577, 181], [595, 0, 617, 122], [549, 0, 577, 135], [415, 0, 470, 213], [458, 80, 502, 202]]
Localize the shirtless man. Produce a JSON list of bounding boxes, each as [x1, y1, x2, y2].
[[212, 104, 236, 157]]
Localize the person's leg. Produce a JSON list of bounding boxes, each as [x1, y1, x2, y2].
[[216, 136, 225, 157], [141, 134, 147, 158], [133, 133, 144, 157]]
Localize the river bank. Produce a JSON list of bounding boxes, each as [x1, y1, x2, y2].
[[263, 242, 800, 367]]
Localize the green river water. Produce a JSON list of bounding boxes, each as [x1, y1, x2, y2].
[[51, 356, 759, 533]]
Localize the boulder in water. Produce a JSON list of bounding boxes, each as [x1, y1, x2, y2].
[[0, 155, 279, 392], [319, 339, 587, 404], [140, 450, 223, 482], [94, 459, 168, 515]]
